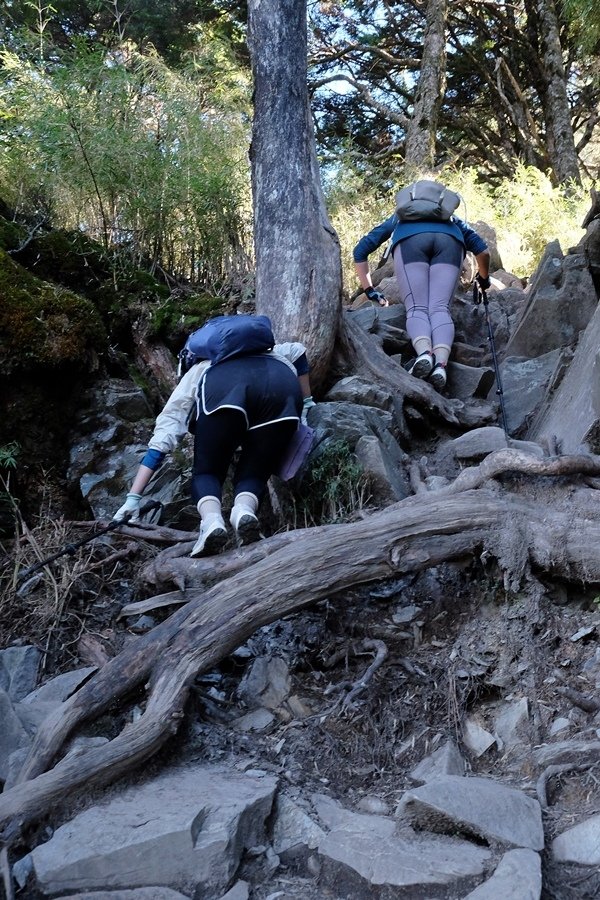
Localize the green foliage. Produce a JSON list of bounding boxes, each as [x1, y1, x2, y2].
[[0, 442, 19, 536], [0, 443, 19, 471], [563, 0, 600, 52], [0, 38, 252, 287], [0, 249, 107, 375], [14, 228, 112, 290], [147, 293, 227, 342], [298, 440, 370, 525], [327, 162, 592, 285], [443, 166, 590, 278]]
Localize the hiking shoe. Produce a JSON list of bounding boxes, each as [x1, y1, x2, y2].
[[234, 513, 261, 546], [190, 517, 228, 558], [230, 505, 261, 546], [407, 352, 434, 379], [429, 363, 447, 391]]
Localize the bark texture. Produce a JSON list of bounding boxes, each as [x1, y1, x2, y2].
[[532, 0, 581, 185], [248, 0, 342, 389], [404, 0, 448, 171]]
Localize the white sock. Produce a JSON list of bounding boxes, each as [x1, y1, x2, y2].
[[197, 495, 223, 523], [233, 491, 259, 515], [413, 338, 433, 357]]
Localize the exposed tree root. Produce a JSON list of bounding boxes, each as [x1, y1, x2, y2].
[[338, 315, 498, 429], [2, 450, 600, 847]]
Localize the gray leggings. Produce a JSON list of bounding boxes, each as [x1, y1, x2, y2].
[[393, 232, 463, 352]]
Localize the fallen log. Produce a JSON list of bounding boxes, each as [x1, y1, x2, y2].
[[2, 449, 600, 847]]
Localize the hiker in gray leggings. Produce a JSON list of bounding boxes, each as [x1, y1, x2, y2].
[[354, 209, 490, 390]]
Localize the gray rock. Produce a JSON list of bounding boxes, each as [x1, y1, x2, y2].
[[552, 812, 600, 864], [505, 242, 597, 359], [396, 775, 544, 850], [409, 740, 466, 784], [237, 656, 291, 710], [19, 666, 96, 705], [217, 882, 250, 900], [463, 848, 542, 899], [0, 688, 31, 780], [0, 645, 41, 702], [312, 794, 490, 890], [233, 708, 275, 732], [5, 747, 30, 789], [354, 434, 411, 504], [392, 604, 422, 625], [529, 299, 600, 453], [355, 796, 390, 815], [446, 362, 495, 401], [450, 426, 508, 459], [549, 717, 570, 736], [29, 765, 277, 896], [60, 890, 191, 900], [533, 740, 600, 769], [498, 351, 565, 436], [462, 717, 496, 758], [493, 698, 530, 751], [311, 401, 395, 450], [271, 794, 325, 858], [12, 854, 33, 889], [15, 700, 61, 735], [325, 377, 394, 410]]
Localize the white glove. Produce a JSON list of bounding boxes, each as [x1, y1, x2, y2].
[[301, 396, 316, 425], [113, 492, 143, 522]]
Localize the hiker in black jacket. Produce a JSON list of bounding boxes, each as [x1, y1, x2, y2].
[[113, 342, 314, 557]]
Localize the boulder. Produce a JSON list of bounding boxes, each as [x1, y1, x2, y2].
[[552, 813, 600, 865], [528, 299, 600, 453], [312, 793, 490, 893], [396, 775, 544, 850], [463, 848, 542, 899], [504, 241, 597, 359], [0, 688, 31, 781], [28, 766, 277, 896], [498, 350, 567, 436], [0, 645, 41, 702]]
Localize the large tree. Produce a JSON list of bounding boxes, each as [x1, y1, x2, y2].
[[309, 0, 596, 186], [247, 0, 342, 388], [404, 0, 449, 172]]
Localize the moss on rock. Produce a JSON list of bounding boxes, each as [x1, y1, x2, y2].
[[0, 249, 107, 376], [0, 216, 26, 252], [12, 229, 111, 291]]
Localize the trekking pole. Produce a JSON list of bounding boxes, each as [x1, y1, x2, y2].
[[475, 281, 509, 438], [15, 500, 162, 583]]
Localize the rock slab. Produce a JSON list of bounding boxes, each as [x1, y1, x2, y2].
[[29, 766, 277, 896], [397, 775, 544, 850]]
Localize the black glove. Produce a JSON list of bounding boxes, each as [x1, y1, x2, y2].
[[476, 273, 491, 290], [365, 286, 387, 305]]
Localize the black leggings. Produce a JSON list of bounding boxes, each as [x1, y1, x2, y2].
[[192, 409, 297, 503]]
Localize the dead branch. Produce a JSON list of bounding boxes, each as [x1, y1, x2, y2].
[[2, 450, 600, 846], [342, 638, 388, 709], [557, 686, 600, 714]]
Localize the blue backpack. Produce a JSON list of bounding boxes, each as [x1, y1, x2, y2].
[[177, 314, 275, 379]]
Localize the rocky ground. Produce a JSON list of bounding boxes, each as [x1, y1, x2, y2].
[[3, 220, 600, 898], [3, 515, 600, 899]]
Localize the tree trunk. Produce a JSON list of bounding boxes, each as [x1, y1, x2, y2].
[[247, 0, 343, 389], [404, 0, 448, 172], [529, 0, 581, 185]]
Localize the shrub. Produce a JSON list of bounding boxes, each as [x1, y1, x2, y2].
[[327, 162, 592, 284]]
